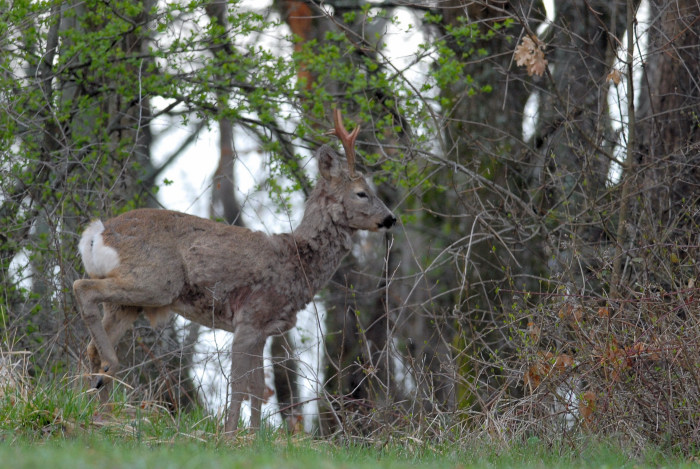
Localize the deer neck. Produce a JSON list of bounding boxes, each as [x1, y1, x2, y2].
[[288, 183, 354, 289]]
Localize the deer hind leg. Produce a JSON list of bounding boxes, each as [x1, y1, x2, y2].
[[271, 332, 299, 432], [224, 324, 266, 434], [86, 303, 140, 397], [74, 276, 178, 393]]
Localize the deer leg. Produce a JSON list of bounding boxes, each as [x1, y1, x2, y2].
[[247, 347, 265, 431], [87, 304, 140, 397], [75, 279, 120, 387], [224, 324, 266, 434], [271, 332, 298, 431], [74, 277, 177, 392]]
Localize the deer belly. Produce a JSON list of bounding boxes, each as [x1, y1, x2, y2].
[[171, 284, 304, 335], [171, 284, 236, 332]]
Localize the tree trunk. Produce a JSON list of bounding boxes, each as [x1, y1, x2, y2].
[[632, 0, 700, 290], [534, 0, 630, 293], [432, 0, 546, 410]]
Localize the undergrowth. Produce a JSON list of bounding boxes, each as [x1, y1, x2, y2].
[[0, 380, 697, 468]]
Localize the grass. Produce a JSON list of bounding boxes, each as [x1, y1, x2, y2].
[[1, 433, 696, 469], [0, 435, 681, 469], [0, 381, 697, 469]]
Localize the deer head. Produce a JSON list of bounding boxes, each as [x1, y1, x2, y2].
[[316, 109, 396, 232]]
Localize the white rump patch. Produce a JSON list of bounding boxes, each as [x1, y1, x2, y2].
[[78, 220, 120, 277]]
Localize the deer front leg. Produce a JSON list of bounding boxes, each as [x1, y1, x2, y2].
[[87, 304, 140, 399], [224, 324, 266, 434], [74, 279, 121, 390]]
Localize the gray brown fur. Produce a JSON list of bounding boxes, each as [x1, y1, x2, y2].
[[73, 124, 396, 433]]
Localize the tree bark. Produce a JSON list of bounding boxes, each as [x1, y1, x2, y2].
[[632, 0, 700, 290]]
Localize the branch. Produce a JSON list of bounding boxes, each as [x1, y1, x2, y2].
[[144, 120, 207, 188]]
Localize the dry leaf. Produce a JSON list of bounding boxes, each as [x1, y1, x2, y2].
[[554, 353, 574, 372], [523, 351, 575, 392], [579, 391, 596, 426], [558, 303, 572, 319], [624, 342, 661, 365], [243, 385, 275, 403], [514, 37, 536, 67], [601, 337, 626, 382], [572, 307, 584, 324], [526, 321, 541, 344], [524, 362, 545, 391], [606, 69, 622, 85], [514, 35, 548, 77], [288, 414, 304, 435], [559, 303, 583, 326]]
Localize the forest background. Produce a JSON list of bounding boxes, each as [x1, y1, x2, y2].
[[1, 0, 698, 453]]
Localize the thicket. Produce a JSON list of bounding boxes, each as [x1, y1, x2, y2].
[[0, 0, 698, 455]]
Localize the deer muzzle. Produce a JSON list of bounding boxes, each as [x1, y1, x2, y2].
[[379, 214, 397, 230]]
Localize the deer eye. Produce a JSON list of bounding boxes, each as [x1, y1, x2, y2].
[[356, 191, 368, 199]]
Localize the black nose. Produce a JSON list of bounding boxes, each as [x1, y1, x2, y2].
[[381, 215, 397, 229]]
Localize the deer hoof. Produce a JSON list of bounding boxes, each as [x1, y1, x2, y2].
[[92, 364, 113, 389]]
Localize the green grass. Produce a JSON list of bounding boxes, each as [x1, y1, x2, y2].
[[0, 382, 697, 469], [0, 435, 696, 469]]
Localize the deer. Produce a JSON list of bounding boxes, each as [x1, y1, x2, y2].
[[73, 109, 397, 433]]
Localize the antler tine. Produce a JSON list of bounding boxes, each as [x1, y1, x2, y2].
[[331, 108, 360, 177]]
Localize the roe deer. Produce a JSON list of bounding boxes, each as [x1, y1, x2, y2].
[[73, 109, 396, 433]]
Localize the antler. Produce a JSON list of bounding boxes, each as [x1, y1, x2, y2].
[[330, 108, 360, 177]]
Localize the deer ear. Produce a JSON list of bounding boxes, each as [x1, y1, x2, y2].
[[317, 145, 343, 181]]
